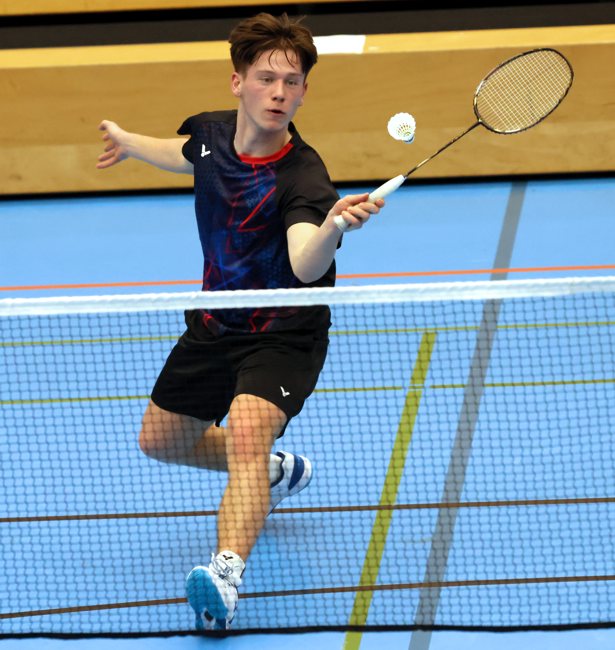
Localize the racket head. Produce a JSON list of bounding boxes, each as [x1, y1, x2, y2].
[[473, 48, 573, 134]]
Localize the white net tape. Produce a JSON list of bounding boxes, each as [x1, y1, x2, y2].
[[3, 276, 615, 317]]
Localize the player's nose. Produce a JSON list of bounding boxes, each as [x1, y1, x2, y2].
[[271, 80, 286, 101]]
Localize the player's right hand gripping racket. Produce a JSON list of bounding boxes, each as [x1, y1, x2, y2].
[[334, 47, 573, 232]]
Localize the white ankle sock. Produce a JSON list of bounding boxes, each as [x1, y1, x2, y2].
[[215, 550, 245, 585], [268, 452, 283, 485]]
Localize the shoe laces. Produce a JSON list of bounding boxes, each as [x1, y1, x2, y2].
[[210, 553, 242, 587]]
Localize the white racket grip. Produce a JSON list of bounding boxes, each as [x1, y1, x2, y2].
[[368, 174, 406, 202], [333, 214, 349, 232], [333, 174, 406, 233]]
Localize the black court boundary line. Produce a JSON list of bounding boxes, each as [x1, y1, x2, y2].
[[2, 621, 615, 640], [2, 575, 614, 623], [1, 496, 614, 524]]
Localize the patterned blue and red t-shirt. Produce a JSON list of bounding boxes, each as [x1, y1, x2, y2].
[[178, 110, 339, 335]]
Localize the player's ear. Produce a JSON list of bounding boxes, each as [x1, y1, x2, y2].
[[299, 81, 308, 106], [231, 72, 242, 97]]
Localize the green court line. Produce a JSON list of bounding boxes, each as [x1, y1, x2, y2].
[[0, 335, 176, 347], [0, 395, 150, 406], [431, 377, 615, 390], [3, 377, 611, 409], [343, 331, 436, 650], [0, 386, 404, 406], [3, 374, 614, 407], [331, 327, 462, 335], [1, 320, 613, 347], [314, 386, 403, 394], [333, 320, 615, 336], [498, 320, 615, 330]]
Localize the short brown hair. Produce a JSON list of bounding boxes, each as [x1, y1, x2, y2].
[[229, 13, 318, 77]]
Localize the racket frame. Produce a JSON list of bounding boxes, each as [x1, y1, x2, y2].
[[474, 47, 574, 136]]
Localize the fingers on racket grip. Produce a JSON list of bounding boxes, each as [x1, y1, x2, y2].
[[368, 174, 406, 202], [333, 215, 350, 232], [334, 174, 405, 233]]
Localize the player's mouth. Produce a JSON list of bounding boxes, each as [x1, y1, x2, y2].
[[267, 108, 286, 117]]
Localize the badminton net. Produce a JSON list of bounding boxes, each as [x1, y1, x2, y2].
[[1, 277, 614, 635]]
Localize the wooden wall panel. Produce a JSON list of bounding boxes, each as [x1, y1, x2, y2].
[[1, 25, 613, 194], [0, 0, 355, 16]]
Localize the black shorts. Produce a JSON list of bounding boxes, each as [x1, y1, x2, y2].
[[150, 317, 329, 431]]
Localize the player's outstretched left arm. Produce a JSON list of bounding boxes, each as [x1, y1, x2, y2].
[[287, 193, 384, 284], [96, 120, 192, 174]]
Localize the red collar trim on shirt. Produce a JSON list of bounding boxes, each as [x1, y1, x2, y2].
[[238, 141, 294, 165]]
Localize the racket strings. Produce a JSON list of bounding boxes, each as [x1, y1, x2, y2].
[[475, 49, 572, 133]]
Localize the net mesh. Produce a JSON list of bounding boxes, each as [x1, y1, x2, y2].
[[1, 278, 614, 635], [474, 48, 572, 134]]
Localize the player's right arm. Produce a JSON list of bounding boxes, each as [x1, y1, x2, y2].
[[96, 120, 193, 174]]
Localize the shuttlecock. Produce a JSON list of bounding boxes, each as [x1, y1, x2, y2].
[[387, 112, 416, 143]]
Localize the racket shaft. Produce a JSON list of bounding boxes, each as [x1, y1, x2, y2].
[[368, 174, 406, 201]]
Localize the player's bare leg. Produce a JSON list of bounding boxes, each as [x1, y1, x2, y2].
[[140, 397, 313, 629], [217, 394, 286, 559], [139, 400, 226, 469], [139, 400, 312, 512]]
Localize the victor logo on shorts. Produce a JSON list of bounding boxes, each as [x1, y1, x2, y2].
[[280, 386, 290, 397]]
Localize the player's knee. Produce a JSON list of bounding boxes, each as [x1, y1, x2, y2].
[[138, 427, 176, 462], [138, 428, 161, 459]]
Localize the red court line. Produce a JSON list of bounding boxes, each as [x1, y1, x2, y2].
[[2, 264, 615, 293], [0, 279, 202, 292]]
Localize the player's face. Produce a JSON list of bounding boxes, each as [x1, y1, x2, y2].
[[232, 49, 307, 134]]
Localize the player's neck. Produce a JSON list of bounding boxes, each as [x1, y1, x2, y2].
[[234, 117, 291, 159]]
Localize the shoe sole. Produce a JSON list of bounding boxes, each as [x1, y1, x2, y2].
[[186, 567, 229, 630]]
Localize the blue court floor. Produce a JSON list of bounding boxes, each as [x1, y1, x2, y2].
[[1, 176, 614, 650]]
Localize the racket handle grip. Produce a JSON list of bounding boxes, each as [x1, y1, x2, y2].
[[368, 174, 406, 202], [333, 215, 349, 232], [333, 174, 406, 233]]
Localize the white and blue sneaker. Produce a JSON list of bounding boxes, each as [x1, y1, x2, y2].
[[268, 451, 313, 514], [186, 551, 245, 631]]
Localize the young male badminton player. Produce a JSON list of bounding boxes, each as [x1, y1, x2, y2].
[[97, 12, 384, 630]]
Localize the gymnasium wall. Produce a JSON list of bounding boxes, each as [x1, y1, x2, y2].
[[1, 1, 614, 195]]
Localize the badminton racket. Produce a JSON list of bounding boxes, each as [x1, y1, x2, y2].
[[335, 47, 573, 232]]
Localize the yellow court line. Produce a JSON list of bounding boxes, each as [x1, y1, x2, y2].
[[343, 331, 436, 650]]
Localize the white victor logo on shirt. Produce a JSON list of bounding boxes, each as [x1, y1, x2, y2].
[[201, 144, 212, 157]]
